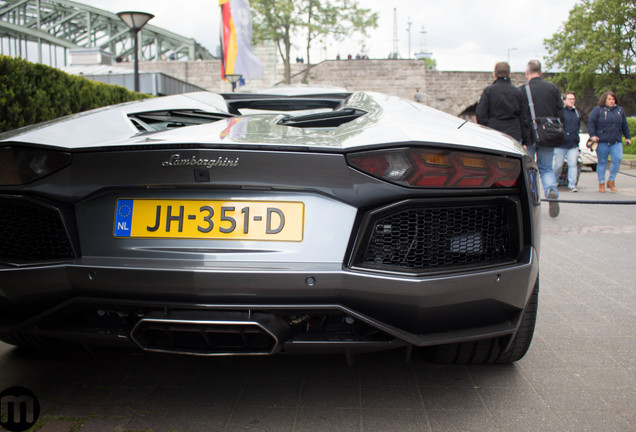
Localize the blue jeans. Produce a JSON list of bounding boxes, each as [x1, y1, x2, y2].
[[527, 144, 558, 198], [595, 142, 623, 183], [553, 147, 579, 188]]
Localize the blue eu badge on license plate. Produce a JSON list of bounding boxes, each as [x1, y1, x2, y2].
[[115, 199, 133, 237]]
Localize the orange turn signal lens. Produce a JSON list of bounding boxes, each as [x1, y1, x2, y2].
[[496, 160, 518, 171], [421, 153, 450, 166], [459, 156, 488, 168]]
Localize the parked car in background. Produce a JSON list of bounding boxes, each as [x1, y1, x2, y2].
[[0, 90, 541, 364], [578, 123, 598, 171]]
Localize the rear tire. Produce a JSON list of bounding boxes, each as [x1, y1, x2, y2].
[[425, 278, 538, 364]]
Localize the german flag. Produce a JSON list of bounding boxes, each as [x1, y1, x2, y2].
[[219, 0, 263, 84]]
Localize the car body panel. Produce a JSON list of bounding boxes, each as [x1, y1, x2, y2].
[[1, 91, 525, 156], [0, 90, 540, 358], [0, 92, 229, 147], [578, 130, 598, 168]]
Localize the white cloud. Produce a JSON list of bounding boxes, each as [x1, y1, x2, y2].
[[79, 0, 579, 72]]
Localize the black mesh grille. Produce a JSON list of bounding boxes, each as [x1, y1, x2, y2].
[[0, 198, 75, 262], [354, 200, 518, 274]]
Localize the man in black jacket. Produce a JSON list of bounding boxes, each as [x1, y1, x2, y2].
[[477, 62, 530, 145], [522, 60, 564, 218]]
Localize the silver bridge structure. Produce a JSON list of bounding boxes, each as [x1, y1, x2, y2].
[[0, 0, 214, 66]]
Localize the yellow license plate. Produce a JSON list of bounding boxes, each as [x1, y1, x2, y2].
[[114, 199, 304, 241]]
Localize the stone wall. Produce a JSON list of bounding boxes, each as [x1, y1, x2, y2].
[[289, 61, 531, 116], [136, 60, 224, 92], [134, 58, 629, 119], [134, 58, 499, 115]]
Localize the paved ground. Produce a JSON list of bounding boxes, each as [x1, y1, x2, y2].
[[1, 167, 635, 432]]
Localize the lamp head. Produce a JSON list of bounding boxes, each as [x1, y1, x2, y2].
[[117, 11, 154, 31], [224, 74, 242, 85]]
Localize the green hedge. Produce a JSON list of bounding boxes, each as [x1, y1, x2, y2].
[[0, 55, 150, 133], [624, 117, 636, 155]]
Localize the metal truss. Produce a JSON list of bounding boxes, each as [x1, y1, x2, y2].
[[0, 0, 215, 63]]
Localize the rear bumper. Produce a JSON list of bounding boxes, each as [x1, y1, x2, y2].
[[0, 245, 538, 353]]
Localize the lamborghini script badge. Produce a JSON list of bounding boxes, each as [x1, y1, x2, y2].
[[162, 154, 239, 169]]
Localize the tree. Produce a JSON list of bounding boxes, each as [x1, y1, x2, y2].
[[251, 0, 378, 84], [300, 1, 378, 82], [423, 57, 437, 71], [251, 0, 297, 84], [544, 0, 636, 98]]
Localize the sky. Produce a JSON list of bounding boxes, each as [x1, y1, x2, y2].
[[79, 0, 581, 72]]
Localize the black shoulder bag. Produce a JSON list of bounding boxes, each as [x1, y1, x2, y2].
[[524, 84, 565, 147]]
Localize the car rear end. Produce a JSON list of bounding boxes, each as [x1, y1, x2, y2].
[[0, 92, 540, 362]]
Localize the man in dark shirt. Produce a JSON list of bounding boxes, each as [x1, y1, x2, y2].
[[521, 60, 564, 218], [476, 62, 530, 144]]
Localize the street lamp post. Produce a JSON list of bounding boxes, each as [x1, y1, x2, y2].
[[507, 47, 518, 63], [224, 73, 242, 92], [117, 11, 154, 92], [406, 17, 412, 59]]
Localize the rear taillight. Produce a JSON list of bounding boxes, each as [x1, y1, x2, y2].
[[347, 148, 520, 188], [0, 146, 71, 185]]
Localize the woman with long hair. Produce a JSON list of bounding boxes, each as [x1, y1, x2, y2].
[[588, 91, 632, 192]]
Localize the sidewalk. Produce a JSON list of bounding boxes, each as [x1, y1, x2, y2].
[[548, 164, 636, 200], [1, 165, 635, 432]]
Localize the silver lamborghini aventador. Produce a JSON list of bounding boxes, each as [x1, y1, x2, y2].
[[0, 89, 541, 364]]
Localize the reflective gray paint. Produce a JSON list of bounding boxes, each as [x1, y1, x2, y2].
[[0, 92, 228, 147], [0, 90, 540, 353], [1, 91, 524, 157]]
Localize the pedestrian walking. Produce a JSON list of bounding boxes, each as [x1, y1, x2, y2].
[[414, 88, 422, 103], [588, 91, 632, 192], [476, 62, 530, 145], [521, 60, 564, 218], [553, 92, 580, 192]]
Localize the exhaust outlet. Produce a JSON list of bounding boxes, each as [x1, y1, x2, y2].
[[130, 311, 291, 356]]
